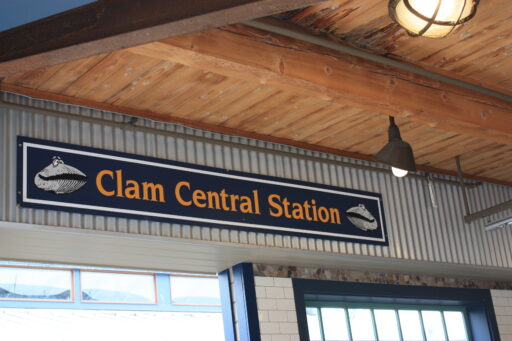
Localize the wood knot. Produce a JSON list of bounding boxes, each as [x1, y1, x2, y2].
[[324, 65, 332, 75], [279, 59, 285, 75]]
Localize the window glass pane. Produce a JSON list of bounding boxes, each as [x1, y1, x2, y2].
[[0, 267, 72, 300], [170, 276, 221, 306], [399, 310, 423, 341], [306, 307, 322, 341], [348, 309, 376, 341], [444, 311, 468, 341], [375, 309, 400, 341], [422, 311, 446, 341], [321, 308, 349, 341], [81, 271, 156, 303]]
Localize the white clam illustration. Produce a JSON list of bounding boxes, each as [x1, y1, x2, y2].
[[346, 204, 378, 231], [34, 156, 87, 194]]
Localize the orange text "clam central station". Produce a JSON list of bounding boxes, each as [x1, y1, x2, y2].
[[175, 181, 341, 224]]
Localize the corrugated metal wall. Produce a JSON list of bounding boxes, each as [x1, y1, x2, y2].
[[1, 92, 511, 268]]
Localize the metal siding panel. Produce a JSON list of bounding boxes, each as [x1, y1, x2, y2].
[[1, 92, 511, 268]]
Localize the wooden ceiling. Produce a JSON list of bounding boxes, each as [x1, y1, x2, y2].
[[279, 0, 512, 96], [1, 0, 511, 186]]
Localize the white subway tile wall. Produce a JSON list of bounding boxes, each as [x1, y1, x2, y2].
[[255, 276, 300, 341], [492, 290, 512, 341]]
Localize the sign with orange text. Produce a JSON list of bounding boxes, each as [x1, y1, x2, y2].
[[18, 136, 388, 245]]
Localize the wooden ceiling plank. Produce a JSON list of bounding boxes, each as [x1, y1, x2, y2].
[[11, 64, 64, 89], [274, 104, 359, 140], [36, 54, 109, 94], [0, 0, 326, 77], [291, 0, 384, 35], [459, 156, 511, 178], [128, 23, 512, 146], [465, 159, 511, 178], [409, 133, 461, 157], [242, 97, 330, 135], [498, 76, 512, 88], [422, 140, 502, 168], [305, 111, 381, 146], [449, 146, 511, 172], [201, 86, 278, 125], [171, 81, 273, 124], [481, 164, 512, 180], [153, 71, 227, 115], [312, 113, 385, 148], [86, 53, 164, 103], [121, 65, 204, 110], [222, 91, 299, 129], [440, 31, 512, 78], [413, 136, 481, 164], [431, 147, 497, 170], [217, 88, 287, 126], [168, 78, 247, 119], [470, 58, 512, 85], [189, 82, 263, 123], [181, 81, 254, 122], [271, 103, 341, 138], [108, 62, 181, 106], [61, 51, 132, 98]]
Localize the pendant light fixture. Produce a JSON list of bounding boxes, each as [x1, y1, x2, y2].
[[375, 116, 416, 177], [388, 0, 480, 38]]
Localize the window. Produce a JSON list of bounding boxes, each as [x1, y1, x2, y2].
[[0, 264, 220, 311], [81, 270, 156, 304], [0, 263, 225, 341], [305, 303, 470, 341], [293, 279, 501, 341], [0, 266, 73, 301], [170, 274, 221, 306]]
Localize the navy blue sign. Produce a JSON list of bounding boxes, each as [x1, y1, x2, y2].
[[18, 136, 388, 245]]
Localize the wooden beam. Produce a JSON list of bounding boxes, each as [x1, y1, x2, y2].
[[127, 22, 512, 146], [1, 82, 510, 188], [0, 0, 324, 77]]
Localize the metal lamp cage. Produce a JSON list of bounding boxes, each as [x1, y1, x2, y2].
[[388, 0, 480, 38]]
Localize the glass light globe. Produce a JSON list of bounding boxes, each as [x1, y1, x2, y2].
[[389, 0, 480, 38], [392, 167, 408, 177]]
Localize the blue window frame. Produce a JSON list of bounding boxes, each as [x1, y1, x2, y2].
[[293, 279, 501, 341], [0, 263, 221, 313]]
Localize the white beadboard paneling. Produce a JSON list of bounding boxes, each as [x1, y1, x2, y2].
[[1, 91, 511, 268]]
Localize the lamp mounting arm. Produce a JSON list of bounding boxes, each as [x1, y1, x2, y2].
[[388, 116, 402, 141]]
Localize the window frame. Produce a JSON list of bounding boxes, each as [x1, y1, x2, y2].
[[293, 279, 501, 341], [305, 301, 472, 341], [80, 269, 159, 305], [0, 264, 221, 313], [169, 273, 222, 307], [0, 264, 75, 303]]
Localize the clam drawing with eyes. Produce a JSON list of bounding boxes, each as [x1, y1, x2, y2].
[[346, 204, 378, 231], [34, 156, 87, 194]]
